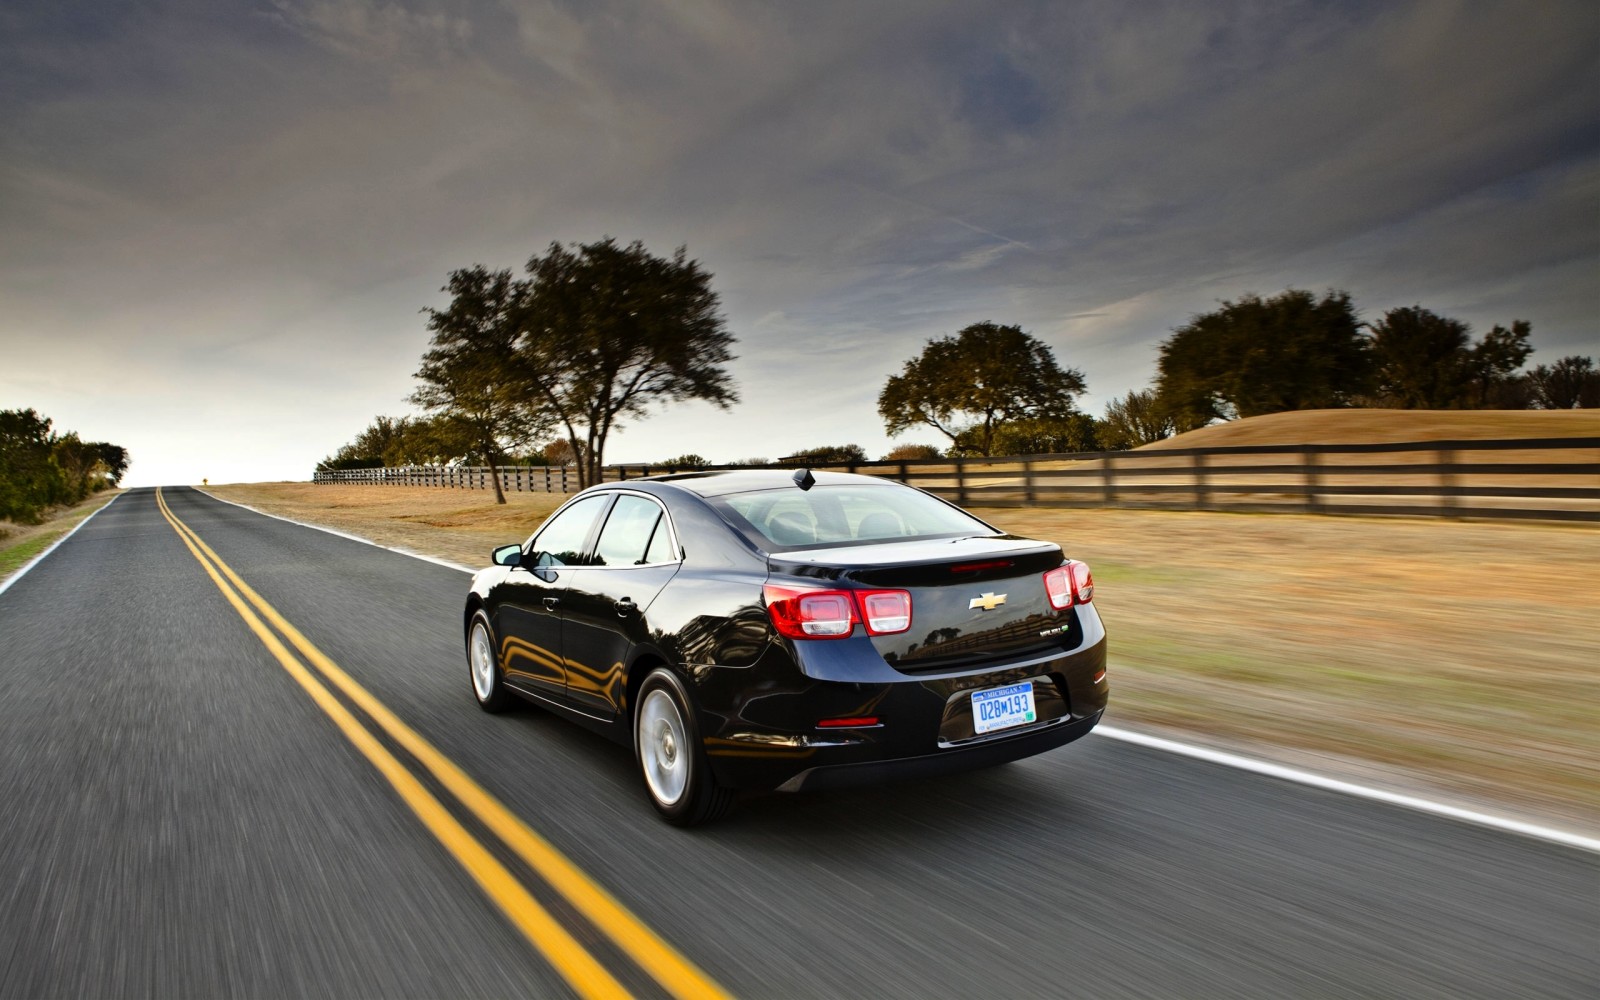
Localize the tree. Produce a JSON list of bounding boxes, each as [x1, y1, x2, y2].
[[1, 409, 127, 523], [413, 266, 547, 503], [878, 322, 1086, 457], [882, 443, 943, 461], [786, 444, 869, 465], [987, 414, 1101, 455], [518, 238, 738, 488], [0, 409, 62, 522], [659, 453, 712, 469], [1366, 306, 1474, 408], [1527, 356, 1600, 409], [540, 439, 580, 467], [94, 443, 129, 485], [1155, 289, 1369, 427], [1466, 321, 1534, 407], [1100, 389, 1175, 450], [1368, 308, 1535, 409], [51, 434, 106, 501]]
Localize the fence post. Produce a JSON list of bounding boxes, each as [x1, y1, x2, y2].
[[1102, 453, 1117, 506], [898, 462, 908, 485], [956, 457, 967, 506], [1438, 446, 1457, 516], [1023, 459, 1035, 505], [1303, 446, 1320, 514], [1192, 451, 1208, 510]]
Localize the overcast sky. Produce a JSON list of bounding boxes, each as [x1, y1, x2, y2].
[[3, 1, 1597, 487]]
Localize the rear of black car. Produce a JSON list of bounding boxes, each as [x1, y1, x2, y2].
[[689, 475, 1107, 792]]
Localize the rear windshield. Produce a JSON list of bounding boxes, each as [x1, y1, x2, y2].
[[709, 484, 995, 551]]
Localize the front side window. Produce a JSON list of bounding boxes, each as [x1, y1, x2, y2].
[[593, 494, 673, 567], [531, 494, 611, 567]]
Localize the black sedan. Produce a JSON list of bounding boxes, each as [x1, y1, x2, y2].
[[464, 469, 1107, 825]]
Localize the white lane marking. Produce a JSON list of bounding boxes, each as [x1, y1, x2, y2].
[[192, 489, 1600, 854], [1097, 725, 1600, 854], [194, 488, 478, 574], [0, 493, 123, 599]]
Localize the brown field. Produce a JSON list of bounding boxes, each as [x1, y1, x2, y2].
[[1138, 407, 1600, 448], [208, 476, 1600, 832]]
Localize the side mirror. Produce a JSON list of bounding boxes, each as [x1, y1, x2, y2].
[[492, 544, 524, 567]]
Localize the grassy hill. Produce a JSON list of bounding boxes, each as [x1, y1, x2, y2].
[[1139, 408, 1600, 450]]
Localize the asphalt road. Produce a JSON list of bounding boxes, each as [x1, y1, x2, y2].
[[1, 486, 1594, 999]]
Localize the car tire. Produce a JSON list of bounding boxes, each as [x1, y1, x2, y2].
[[467, 610, 513, 713], [634, 668, 734, 827]]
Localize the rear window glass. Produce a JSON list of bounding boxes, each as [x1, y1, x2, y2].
[[711, 484, 994, 550]]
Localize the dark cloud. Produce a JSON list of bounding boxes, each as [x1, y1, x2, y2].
[[1, 0, 1595, 484]]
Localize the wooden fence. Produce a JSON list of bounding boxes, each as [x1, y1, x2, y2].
[[312, 436, 1600, 522]]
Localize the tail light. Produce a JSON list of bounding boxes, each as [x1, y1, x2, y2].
[[859, 590, 911, 635], [764, 585, 912, 639], [1043, 560, 1094, 610]]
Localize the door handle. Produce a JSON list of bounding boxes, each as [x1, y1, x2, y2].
[[542, 596, 560, 611], [614, 597, 637, 616]]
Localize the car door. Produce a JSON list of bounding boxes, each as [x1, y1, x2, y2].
[[493, 493, 613, 704], [558, 493, 682, 720]]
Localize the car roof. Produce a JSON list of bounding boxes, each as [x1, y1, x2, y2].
[[633, 468, 894, 498]]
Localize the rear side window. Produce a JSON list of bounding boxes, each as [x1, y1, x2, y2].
[[531, 494, 611, 567], [713, 484, 994, 551], [593, 494, 673, 566]]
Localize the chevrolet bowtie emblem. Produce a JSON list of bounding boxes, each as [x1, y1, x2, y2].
[[969, 592, 1007, 611]]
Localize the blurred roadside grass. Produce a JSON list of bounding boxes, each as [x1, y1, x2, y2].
[[209, 482, 1600, 830], [0, 492, 122, 582]]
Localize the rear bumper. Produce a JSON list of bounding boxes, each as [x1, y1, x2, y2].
[[699, 631, 1108, 792], [774, 709, 1102, 792]]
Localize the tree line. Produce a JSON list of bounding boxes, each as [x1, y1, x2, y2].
[[876, 290, 1596, 456], [1, 409, 128, 524], [323, 239, 1596, 491]]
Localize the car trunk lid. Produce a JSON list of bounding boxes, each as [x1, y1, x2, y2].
[[767, 535, 1078, 671]]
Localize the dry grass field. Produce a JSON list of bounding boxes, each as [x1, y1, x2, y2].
[[208, 477, 1600, 831], [1139, 407, 1600, 448]]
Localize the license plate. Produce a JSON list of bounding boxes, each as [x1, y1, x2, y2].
[[970, 682, 1037, 735]]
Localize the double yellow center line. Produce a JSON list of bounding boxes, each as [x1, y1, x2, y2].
[[155, 488, 731, 1000]]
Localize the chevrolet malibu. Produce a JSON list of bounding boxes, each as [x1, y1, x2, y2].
[[463, 469, 1107, 825]]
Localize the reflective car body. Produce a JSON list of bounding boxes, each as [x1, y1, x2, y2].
[[463, 469, 1107, 822]]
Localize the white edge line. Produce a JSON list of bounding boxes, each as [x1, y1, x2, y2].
[[0, 493, 124, 599], [193, 487, 1600, 855], [1096, 725, 1600, 854], [194, 488, 478, 575]]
